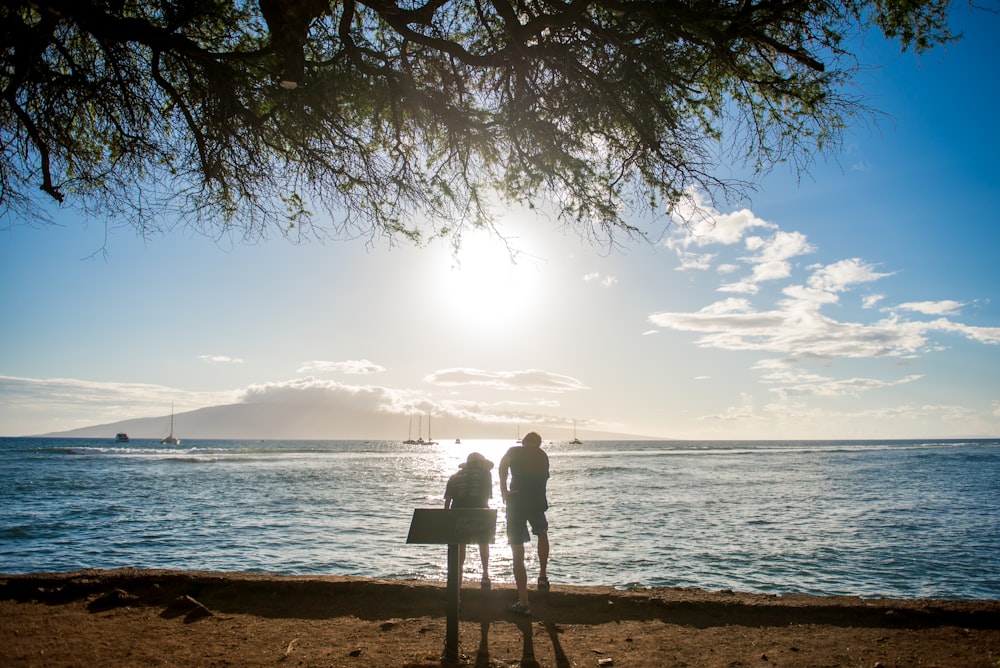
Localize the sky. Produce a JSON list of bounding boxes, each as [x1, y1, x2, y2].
[[1, 7, 999, 440]]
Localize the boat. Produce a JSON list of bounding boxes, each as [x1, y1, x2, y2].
[[570, 420, 582, 445], [425, 412, 437, 445], [160, 404, 180, 445], [403, 416, 417, 444], [115, 433, 129, 443]]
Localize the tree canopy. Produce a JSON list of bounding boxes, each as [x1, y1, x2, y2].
[[0, 0, 957, 245]]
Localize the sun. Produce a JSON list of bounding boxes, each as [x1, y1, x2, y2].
[[434, 232, 544, 330]]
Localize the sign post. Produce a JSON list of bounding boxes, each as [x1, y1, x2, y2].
[[406, 508, 497, 662]]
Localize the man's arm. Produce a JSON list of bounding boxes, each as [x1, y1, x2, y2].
[[499, 453, 510, 503]]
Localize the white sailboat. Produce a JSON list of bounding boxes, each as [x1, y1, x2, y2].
[[415, 415, 425, 444], [160, 404, 180, 445], [570, 420, 582, 445], [426, 412, 437, 445], [403, 416, 417, 444]]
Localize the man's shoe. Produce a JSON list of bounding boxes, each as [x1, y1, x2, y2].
[[506, 601, 531, 616]]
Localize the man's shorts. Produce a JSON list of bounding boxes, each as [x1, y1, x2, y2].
[[506, 507, 548, 544]]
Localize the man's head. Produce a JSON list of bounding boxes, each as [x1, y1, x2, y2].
[[522, 431, 542, 448]]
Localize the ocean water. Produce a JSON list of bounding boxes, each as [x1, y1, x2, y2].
[[1, 437, 997, 600]]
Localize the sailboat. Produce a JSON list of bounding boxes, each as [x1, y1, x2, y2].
[[426, 412, 437, 445], [570, 420, 582, 445], [160, 404, 180, 445], [415, 415, 425, 445], [403, 416, 417, 444]]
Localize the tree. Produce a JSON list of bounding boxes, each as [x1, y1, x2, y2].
[[0, 0, 957, 246]]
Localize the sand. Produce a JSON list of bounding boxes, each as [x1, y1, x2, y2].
[[2, 569, 999, 667]]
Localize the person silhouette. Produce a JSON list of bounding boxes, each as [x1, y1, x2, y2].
[[499, 431, 550, 616], [443, 451, 494, 590]]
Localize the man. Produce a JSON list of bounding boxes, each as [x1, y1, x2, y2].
[[499, 431, 549, 616]]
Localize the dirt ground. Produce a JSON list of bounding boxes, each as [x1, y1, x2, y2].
[[2, 569, 999, 667]]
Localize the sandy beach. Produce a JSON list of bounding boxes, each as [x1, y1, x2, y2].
[[2, 569, 999, 667]]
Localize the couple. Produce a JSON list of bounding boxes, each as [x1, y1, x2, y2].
[[443, 431, 550, 617]]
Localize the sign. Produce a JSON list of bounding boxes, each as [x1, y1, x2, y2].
[[406, 508, 497, 545], [406, 508, 498, 662]]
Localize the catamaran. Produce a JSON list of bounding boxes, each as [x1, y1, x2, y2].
[[403, 416, 417, 444], [160, 404, 180, 445], [570, 420, 582, 445]]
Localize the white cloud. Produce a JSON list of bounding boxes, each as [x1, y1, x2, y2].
[[670, 190, 776, 247], [808, 258, 891, 293], [700, 393, 758, 421], [199, 354, 244, 364], [425, 368, 589, 393], [584, 272, 618, 287], [0, 375, 240, 433], [297, 359, 386, 375], [760, 367, 924, 398], [238, 376, 578, 427], [647, 197, 1000, 433], [651, 211, 996, 358], [668, 194, 821, 298], [241, 377, 398, 412], [757, 401, 979, 427], [863, 294, 885, 309], [922, 318, 1000, 345], [716, 230, 813, 293], [744, 230, 814, 285], [780, 284, 841, 306], [0, 375, 187, 408], [650, 298, 935, 358], [718, 277, 761, 294], [676, 251, 715, 271], [700, 404, 758, 421], [895, 300, 966, 316]]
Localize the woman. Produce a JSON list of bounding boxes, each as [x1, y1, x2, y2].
[[443, 451, 494, 589]]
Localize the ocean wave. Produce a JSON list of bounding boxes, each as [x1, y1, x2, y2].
[[2, 437, 998, 599]]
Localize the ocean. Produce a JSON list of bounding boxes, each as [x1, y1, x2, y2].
[[1, 437, 998, 600]]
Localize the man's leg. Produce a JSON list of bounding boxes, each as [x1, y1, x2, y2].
[[537, 531, 549, 582], [511, 542, 529, 607], [478, 543, 490, 574]]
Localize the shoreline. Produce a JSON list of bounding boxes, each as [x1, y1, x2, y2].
[[3, 569, 1000, 667]]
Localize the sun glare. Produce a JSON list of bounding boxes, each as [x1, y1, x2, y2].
[[437, 438, 519, 474], [435, 233, 543, 330]]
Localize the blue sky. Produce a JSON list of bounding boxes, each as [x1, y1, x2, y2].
[[2, 6, 998, 439]]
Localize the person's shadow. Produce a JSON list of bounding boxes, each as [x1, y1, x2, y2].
[[478, 613, 569, 668], [474, 619, 492, 668], [543, 621, 571, 668]]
